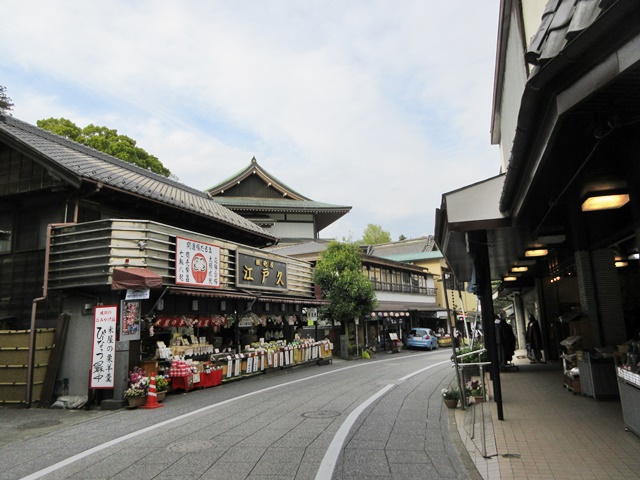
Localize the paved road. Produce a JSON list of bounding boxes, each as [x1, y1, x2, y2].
[[0, 349, 480, 480]]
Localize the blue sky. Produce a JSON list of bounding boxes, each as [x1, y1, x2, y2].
[[0, 1, 501, 241]]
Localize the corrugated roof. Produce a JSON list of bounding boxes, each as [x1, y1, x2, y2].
[[0, 116, 276, 241]]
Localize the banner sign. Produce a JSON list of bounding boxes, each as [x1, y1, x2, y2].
[[176, 236, 220, 288], [120, 300, 141, 340], [236, 251, 287, 291], [90, 305, 117, 389]]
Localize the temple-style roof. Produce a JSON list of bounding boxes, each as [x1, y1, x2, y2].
[[206, 157, 351, 232]]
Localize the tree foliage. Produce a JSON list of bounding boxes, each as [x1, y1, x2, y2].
[[37, 117, 171, 177], [360, 224, 392, 245], [0, 86, 14, 115], [313, 242, 377, 324]]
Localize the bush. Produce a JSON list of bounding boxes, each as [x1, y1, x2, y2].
[[455, 346, 488, 363]]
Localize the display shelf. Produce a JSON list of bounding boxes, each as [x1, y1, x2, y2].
[[577, 351, 618, 400], [617, 368, 640, 437]]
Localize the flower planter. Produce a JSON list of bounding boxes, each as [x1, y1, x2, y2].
[[443, 398, 458, 409], [156, 391, 167, 403], [473, 395, 484, 404], [126, 396, 146, 408]]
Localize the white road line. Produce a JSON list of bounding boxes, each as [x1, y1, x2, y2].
[[315, 359, 450, 480], [21, 353, 450, 480]]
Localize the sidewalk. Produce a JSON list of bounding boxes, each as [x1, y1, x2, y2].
[[453, 350, 640, 480]]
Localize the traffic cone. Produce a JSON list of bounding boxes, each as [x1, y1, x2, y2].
[[141, 373, 164, 409]]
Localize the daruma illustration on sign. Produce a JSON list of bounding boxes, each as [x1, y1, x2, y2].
[[175, 236, 221, 288], [192, 253, 208, 283]]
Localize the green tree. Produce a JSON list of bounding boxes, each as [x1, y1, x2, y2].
[[37, 117, 171, 177], [398, 234, 407, 241], [313, 242, 377, 353], [0, 86, 14, 116], [360, 224, 392, 245]]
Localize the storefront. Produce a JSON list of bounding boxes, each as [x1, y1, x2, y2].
[[46, 219, 330, 408]]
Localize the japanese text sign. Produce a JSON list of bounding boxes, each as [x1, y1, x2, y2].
[[176, 236, 220, 288], [236, 251, 287, 291], [90, 305, 117, 389]]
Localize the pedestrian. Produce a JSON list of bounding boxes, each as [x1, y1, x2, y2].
[[526, 314, 544, 363]]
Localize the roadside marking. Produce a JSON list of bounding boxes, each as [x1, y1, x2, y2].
[[315, 359, 450, 480], [315, 384, 395, 480], [21, 352, 450, 480]]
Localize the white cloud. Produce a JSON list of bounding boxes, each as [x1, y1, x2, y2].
[[0, 0, 500, 241]]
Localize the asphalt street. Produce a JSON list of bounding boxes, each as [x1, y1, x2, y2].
[[0, 349, 481, 480]]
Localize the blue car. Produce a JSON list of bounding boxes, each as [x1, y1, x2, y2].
[[407, 328, 439, 350]]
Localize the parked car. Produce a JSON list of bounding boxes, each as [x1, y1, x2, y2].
[[407, 328, 439, 350]]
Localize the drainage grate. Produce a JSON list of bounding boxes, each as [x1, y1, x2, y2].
[[19, 420, 62, 430], [302, 411, 341, 419]]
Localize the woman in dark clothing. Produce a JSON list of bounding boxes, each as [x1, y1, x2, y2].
[[526, 314, 544, 363]]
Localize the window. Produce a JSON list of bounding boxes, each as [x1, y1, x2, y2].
[[0, 211, 12, 253]]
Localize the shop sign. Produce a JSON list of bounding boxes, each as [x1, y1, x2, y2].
[[307, 307, 317, 327], [90, 305, 117, 389], [238, 317, 254, 328], [236, 251, 287, 291], [176, 237, 220, 288], [125, 288, 150, 300]]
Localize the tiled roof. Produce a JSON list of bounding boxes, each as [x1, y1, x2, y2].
[[526, 0, 609, 67], [207, 157, 310, 200], [367, 236, 436, 257], [0, 116, 275, 241], [212, 196, 351, 213], [380, 251, 443, 263]]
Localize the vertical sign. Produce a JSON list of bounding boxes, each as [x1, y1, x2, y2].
[[90, 305, 117, 389], [176, 236, 221, 288], [120, 300, 141, 340]]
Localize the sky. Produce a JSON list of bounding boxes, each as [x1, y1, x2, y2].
[[0, 1, 501, 242]]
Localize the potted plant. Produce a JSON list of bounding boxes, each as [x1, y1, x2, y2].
[[155, 375, 169, 402], [469, 380, 484, 403], [124, 367, 149, 408], [441, 386, 460, 409]]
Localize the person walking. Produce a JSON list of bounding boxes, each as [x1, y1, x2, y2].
[[526, 314, 544, 363]]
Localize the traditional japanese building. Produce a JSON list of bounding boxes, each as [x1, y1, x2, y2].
[[0, 116, 324, 407], [206, 157, 351, 242]]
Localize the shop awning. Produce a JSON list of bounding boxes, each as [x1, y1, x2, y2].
[[112, 267, 163, 290], [373, 301, 441, 313]]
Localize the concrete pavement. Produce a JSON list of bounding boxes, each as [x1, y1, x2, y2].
[[3, 348, 639, 479]]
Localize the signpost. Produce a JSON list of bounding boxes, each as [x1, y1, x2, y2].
[[90, 305, 117, 389]]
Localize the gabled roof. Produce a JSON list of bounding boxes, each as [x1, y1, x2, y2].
[[0, 116, 276, 243], [207, 157, 310, 200], [206, 157, 351, 231]]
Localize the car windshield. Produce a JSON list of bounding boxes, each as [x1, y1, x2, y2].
[[410, 330, 427, 336]]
